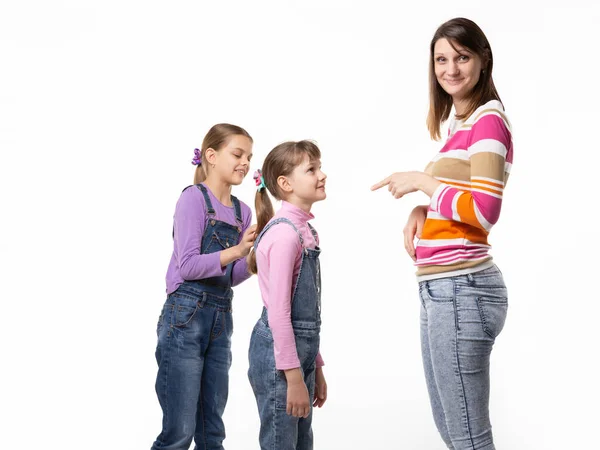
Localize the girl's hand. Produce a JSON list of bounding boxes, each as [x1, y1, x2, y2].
[[313, 367, 327, 408], [404, 205, 428, 261], [284, 369, 311, 418], [236, 224, 257, 257], [371, 172, 421, 199]]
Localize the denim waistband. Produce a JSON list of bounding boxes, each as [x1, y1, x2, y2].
[[173, 281, 233, 308], [260, 307, 320, 330], [418, 262, 500, 286]]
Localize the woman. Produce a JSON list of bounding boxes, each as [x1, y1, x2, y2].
[[372, 18, 513, 450]]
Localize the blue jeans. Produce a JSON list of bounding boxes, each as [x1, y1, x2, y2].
[[419, 265, 508, 450], [248, 317, 318, 450], [152, 288, 233, 450]]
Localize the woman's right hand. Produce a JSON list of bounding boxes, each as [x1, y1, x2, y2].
[[284, 368, 311, 418], [404, 205, 428, 261], [237, 224, 257, 257]]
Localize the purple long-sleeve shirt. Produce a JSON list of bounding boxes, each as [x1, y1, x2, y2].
[[165, 184, 253, 294]]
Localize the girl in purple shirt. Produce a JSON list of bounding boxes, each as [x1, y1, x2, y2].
[[152, 123, 257, 450]]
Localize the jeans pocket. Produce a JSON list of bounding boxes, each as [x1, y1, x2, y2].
[[275, 370, 289, 410], [156, 307, 164, 336], [210, 310, 233, 341], [476, 296, 508, 339], [226, 311, 233, 337], [175, 304, 198, 327], [425, 278, 455, 302], [171, 295, 200, 328]]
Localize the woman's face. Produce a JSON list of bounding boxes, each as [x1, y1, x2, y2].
[[433, 38, 483, 102]]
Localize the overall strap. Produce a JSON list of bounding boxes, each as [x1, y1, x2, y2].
[[231, 195, 244, 227], [196, 184, 215, 216], [254, 217, 304, 251]]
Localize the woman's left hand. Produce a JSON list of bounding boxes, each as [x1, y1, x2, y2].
[[371, 171, 422, 199]]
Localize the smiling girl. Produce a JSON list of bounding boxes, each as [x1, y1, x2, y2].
[[247, 140, 328, 450], [152, 123, 257, 450]]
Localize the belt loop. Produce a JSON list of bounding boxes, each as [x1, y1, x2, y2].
[[260, 307, 269, 326], [198, 292, 207, 308]]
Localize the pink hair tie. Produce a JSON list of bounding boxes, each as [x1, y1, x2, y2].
[[253, 169, 266, 191]]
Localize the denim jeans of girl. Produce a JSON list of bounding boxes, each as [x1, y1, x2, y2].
[[248, 218, 322, 450], [151, 184, 243, 450]]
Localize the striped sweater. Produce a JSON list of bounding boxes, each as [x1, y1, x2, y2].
[[415, 100, 513, 280]]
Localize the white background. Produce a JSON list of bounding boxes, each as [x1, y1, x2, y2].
[[1, 1, 599, 449]]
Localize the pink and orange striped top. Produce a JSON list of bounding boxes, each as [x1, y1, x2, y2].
[[415, 100, 513, 280]]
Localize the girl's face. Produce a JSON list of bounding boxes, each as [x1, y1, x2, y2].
[[433, 38, 483, 102], [283, 154, 327, 206], [209, 135, 253, 185]]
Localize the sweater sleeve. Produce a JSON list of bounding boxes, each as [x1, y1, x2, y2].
[[429, 113, 512, 232], [174, 187, 226, 280]]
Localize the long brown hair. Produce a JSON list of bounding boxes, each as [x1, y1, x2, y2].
[[193, 123, 253, 184], [247, 140, 321, 274], [426, 18, 502, 140]]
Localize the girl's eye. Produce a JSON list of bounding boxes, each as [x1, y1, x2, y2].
[[436, 57, 446, 63], [458, 55, 469, 62]]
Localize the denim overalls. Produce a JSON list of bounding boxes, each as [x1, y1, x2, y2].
[[152, 184, 243, 450], [248, 218, 322, 450]]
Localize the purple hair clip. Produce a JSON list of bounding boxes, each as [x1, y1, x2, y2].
[[191, 148, 202, 166]]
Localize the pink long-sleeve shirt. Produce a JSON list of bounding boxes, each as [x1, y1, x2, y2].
[[256, 201, 325, 370]]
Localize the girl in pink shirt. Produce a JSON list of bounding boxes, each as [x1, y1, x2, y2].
[[247, 140, 328, 450]]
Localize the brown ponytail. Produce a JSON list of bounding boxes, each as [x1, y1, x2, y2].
[[247, 188, 274, 274], [246, 140, 321, 274], [194, 165, 208, 184]]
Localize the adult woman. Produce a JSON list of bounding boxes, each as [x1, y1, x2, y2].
[[372, 18, 513, 449]]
